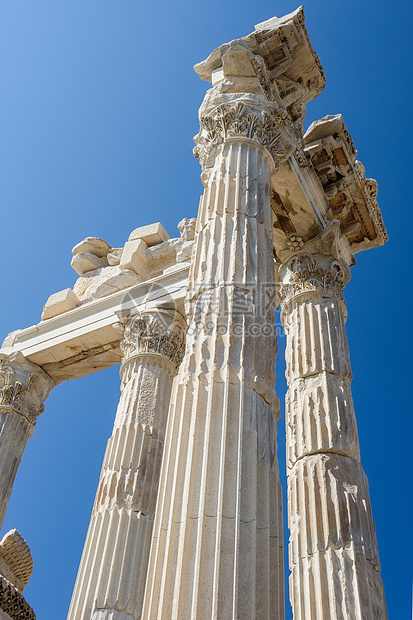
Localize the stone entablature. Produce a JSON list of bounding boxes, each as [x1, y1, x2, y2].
[[304, 114, 388, 252], [2, 265, 188, 384]]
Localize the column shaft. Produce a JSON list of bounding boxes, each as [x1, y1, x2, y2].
[[0, 413, 33, 527], [280, 252, 387, 620], [68, 311, 185, 620], [0, 352, 53, 529], [143, 138, 284, 619]]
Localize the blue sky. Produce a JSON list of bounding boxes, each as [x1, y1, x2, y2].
[[0, 1, 412, 618]]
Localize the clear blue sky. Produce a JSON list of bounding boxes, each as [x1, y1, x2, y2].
[[0, 1, 411, 618]]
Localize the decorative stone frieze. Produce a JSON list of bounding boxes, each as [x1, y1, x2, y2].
[[304, 114, 388, 252], [67, 309, 186, 620], [0, 576, 35, 620], [0, 352, 53, 527]]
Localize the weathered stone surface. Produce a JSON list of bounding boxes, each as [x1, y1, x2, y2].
[[72, 236, 111, 258], [176, 217, 196, 263], [128, 222, 169, 246], [73, 266, 141, 302], [71, 252, 108, 276], [106, 248, 122, 266], [41, 288, 79, 321]]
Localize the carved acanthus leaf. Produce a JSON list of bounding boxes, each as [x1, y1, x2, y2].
[[279, 254, 345, 307], [199, 102, 284, 165], [0, 354, 52, 424], [121, 311, 186, 370]]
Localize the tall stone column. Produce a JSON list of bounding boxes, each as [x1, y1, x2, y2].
[[0, 352, 54, 528], [67, 309, 186, 620], [142, 91, 286, 617], [279, 233, 387, 619]]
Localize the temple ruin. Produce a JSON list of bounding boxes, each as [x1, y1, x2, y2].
[[0, 8, 388, 619]]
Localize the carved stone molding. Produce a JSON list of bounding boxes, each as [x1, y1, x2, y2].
[[0, 353, 53, 425], [279, 253, 346, 308], [0, 530, 33, 591], [0, 575, 35, 620], [195, 101, 286, 171], [121, 310, 186, 370]]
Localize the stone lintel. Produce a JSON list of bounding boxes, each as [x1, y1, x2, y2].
[[1, 266, 189, 384]]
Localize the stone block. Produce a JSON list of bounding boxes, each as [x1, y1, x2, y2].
[[71, 252, 108, 276], [72, 237, 111, 258], [41, 288, 79, 321], [87, 269, 142, 299], [120, 239, 148, 279], [128, 222, 169, 246]]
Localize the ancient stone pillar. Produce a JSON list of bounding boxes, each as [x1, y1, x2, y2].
[[142, 75, 286, 618], [0, 352, 54, 528], [67, 309, 186, 620], [279, 233, 388, 619]]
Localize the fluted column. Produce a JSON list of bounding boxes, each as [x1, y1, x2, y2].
[[0, 352, 53, 528], [67, 310, 186, 620], [279, 244, 387, 619], [142, 95, 286, 619]]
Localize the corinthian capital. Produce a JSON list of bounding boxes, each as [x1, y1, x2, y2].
[[0, 352, 54, 424], [278, 253, 347, 309], [121, 310, 186, 370], [278, 221, 351, 309], [194, 98, 292, 174]]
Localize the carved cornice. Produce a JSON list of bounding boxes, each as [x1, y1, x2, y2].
[[121, 310, 186, 370], [0, 353, 54, 424], [195, 101, 290, 172], [279, 254, 346, 308], [0, 575, 35, 619], [304, 114, 388, 253]]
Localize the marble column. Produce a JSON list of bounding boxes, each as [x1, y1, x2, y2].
[[142, 96, 285, 619], [67, 309, 186, 620], [279, 243, 388, 619], [0, 352, 54, 528]]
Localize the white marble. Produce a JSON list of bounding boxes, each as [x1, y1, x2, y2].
[[67, 309, 186, 620]]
